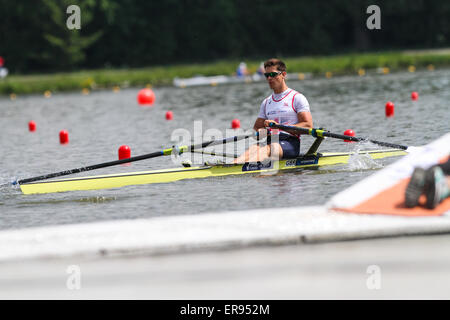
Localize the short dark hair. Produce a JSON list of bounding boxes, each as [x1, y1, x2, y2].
[[264, 58, 286, 72]]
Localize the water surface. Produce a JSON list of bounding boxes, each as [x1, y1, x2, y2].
[[0, 69, 449, 230]]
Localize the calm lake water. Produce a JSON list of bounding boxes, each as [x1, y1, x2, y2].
[[0, 69, 449, 230]]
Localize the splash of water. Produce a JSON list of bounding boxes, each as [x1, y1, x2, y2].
[[346, 141, 384, 170], [0, 176, 20, 193]]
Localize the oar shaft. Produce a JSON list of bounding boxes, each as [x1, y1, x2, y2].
[[269, 123, 408, 150], [18, 133, 252, 185], [184, 134, 252, 153], [316, 131, 408, 150], [17, 151, 163, 184], [190, 149, 238, 158]]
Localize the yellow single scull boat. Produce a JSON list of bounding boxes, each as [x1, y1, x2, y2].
[[19, 148, 407, 194]]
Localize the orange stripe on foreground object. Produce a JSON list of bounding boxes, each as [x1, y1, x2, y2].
[[334, 179, 450, 217], [333, 155, 450, 217]]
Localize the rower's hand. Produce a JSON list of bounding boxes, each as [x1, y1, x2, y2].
[[264, 120, 278, 128]]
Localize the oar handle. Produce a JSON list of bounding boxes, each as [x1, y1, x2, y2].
[[17, 133, 254, 185], [269, 123, 408, 150]]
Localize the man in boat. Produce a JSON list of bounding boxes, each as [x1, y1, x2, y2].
[[236, 62, 249, 77], [235, 58, 313, 163]]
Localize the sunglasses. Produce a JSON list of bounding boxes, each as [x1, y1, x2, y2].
[[264, 71, 282, 78]]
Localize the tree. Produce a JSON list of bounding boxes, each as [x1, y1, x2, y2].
[[41, 0, 103, 70]]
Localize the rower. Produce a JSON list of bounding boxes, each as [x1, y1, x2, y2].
[[234, 58, 313, 164], [236, 62, 249, 77]]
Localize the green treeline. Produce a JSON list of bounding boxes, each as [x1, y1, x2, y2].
[[0, 0, 449, 74]]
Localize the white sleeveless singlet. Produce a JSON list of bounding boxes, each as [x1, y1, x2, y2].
[[258, 88, 310, 137]]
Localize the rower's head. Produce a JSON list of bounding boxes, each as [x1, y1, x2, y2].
[[264, 58, 287, 92]]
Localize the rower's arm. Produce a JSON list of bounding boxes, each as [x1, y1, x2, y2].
[[253, 118, 266, 131], [272, 111, 313, 136], [295, 111, 313, 129]]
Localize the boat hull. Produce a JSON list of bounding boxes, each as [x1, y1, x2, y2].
[[19, 149, 407, 194]]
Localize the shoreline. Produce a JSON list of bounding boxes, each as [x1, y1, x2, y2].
[[1, 50, 449, 96]]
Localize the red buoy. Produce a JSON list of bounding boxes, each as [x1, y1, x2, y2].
[[28, 121, 36, 132], [59, 130, 69, 144], [0, 56, 4, 67], [137, 88, 155, 105], [231, 119, 241, 129], [165, 111, 173, 120], [343, 129, 355, 142], [118, 145, 131, 160], [385, 101, 395, 118], [411, 91, 419, 101]]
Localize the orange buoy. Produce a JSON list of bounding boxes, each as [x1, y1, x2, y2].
[[231, 119, 241, 129], [343, 129, 355, 142], [28, 121, 36, 132], [137, 88, 155, 105], [385, 101, 395, 118], [59, 130, 69, 144], [118, 145, 131, 160]]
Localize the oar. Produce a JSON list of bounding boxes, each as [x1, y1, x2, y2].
[[268, 123, 409, 150], [190, 149, 238, 158], [13, 133, 253, 185]]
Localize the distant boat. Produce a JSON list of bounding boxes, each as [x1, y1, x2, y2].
[[173, 72, 311, 88], [0, 68, 8, 79]]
